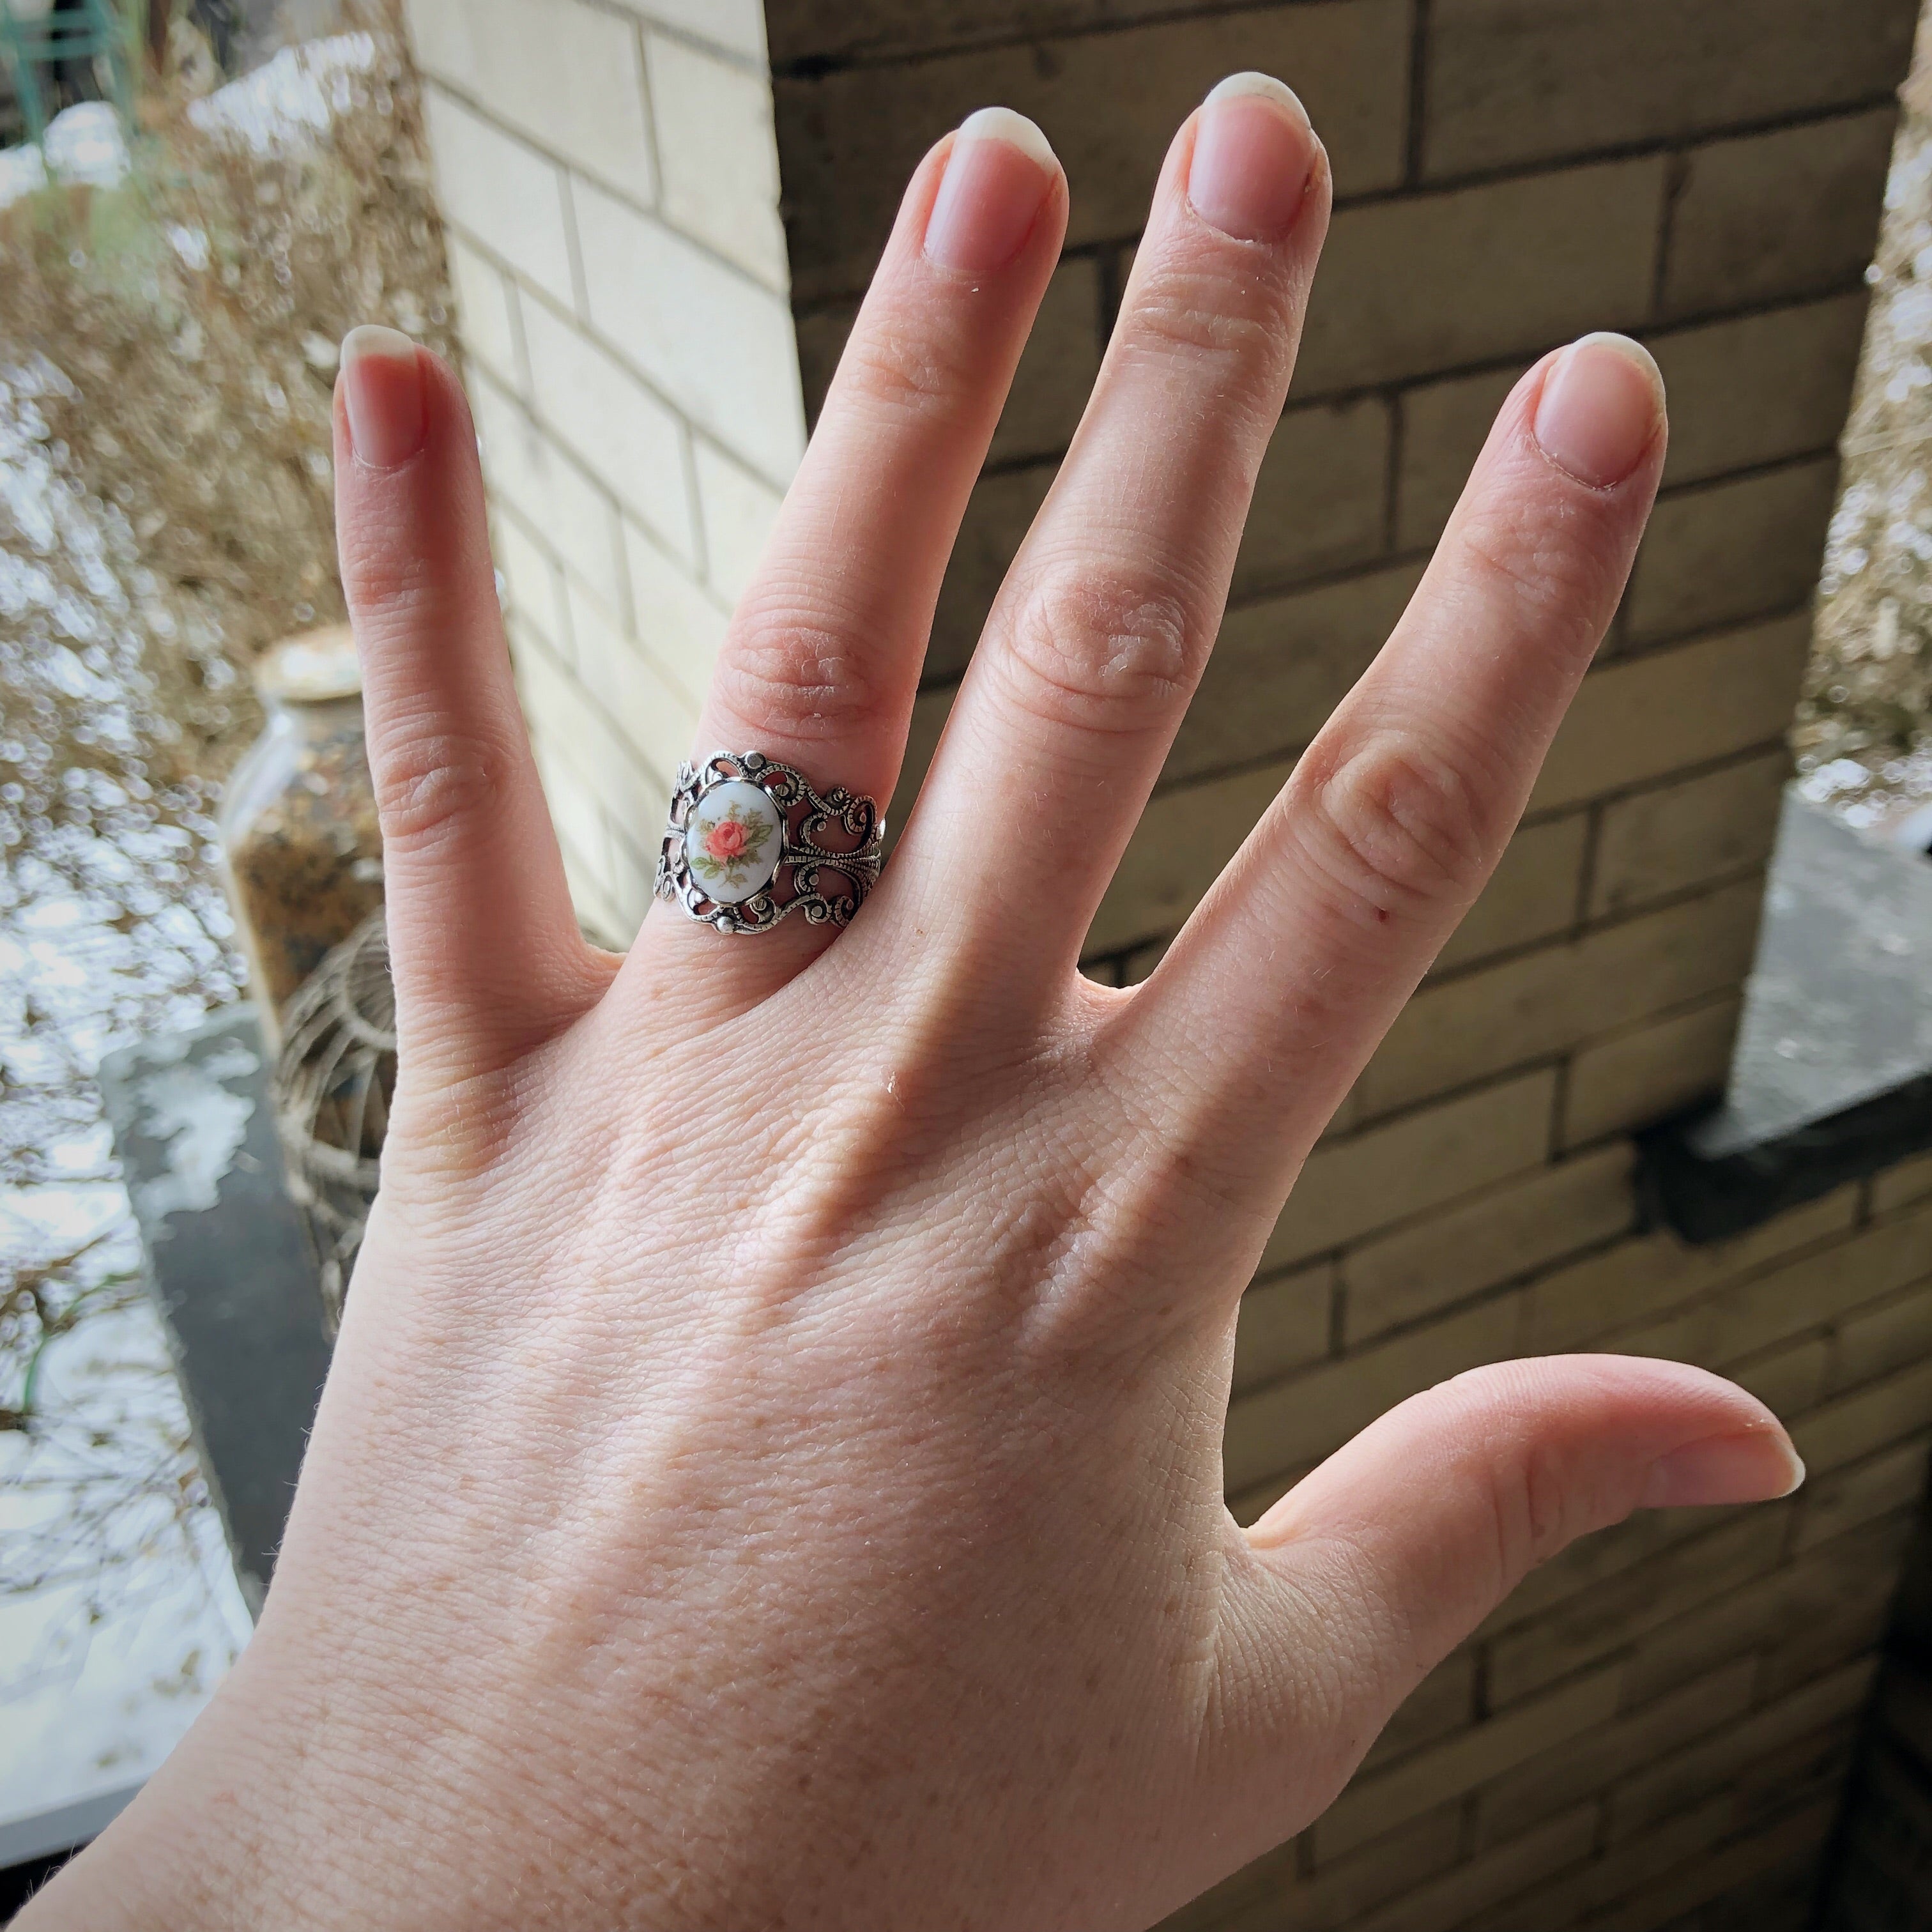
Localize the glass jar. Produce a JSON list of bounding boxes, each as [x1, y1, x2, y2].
[[218, 627, 383, 1046]]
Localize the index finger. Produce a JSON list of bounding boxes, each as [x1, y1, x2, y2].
[[1116, 333, 1667, 1203]]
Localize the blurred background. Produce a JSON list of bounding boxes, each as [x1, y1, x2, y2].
[[3, 1, 1932, 1927]]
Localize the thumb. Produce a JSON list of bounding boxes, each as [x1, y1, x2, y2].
[[1227, 1355, 1802, 1797]]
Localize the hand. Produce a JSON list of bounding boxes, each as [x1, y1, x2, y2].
[[33, 78, 1802, 1932]]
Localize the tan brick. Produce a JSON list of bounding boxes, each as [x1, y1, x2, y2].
[[1728, 1333, 1830, 1417], [1357, 878, 1764, 1119], [928, 465, 1053, 680], [1089, 759, 1291, 954], [1476, 1657, 1756, 1849], [1654, 294, 1871, 488], [1793, 1346, 1932, 1475], [1393, 362, 1524, 553], [1435, 812, 1588, 974], [1832, 1276, 1932, 1396], [1422, 0, 1915, 176], [1561, 995, 1742, 1148], [1361, 1649, 1478, 1775], [1487, 1508, 1787, 1708], [1233, 1262, 1333, 1396], [1874, 1149, 1932, 1216], [1609, 1657, 1878, 1841], [887, 684, 955, 837], [1343, 1144, 1634, 1345], [423, 86, 576, 307], [1531, 614, 1811, 812], [1626, 457, 1840, 644], [1476, 1497, 1732, 1641], [1525, 1188, 1860, 1354], [1232, 398, 1392, 601], [521, 293, 697, 560], [1590, 754, 1789, 919], [1795, 1434, 1932, 1552], [1167, 563, 1425, 784], [773, 2, 1412, 299], [1346, 1806, 1598, 1932], [1757, 1552, 1907, 1701], [990, 257, 1101, 465], [1295, 159, 1662, 396], [1311, 1666, 1621, 1862], [645, 33, 787, 290], [410, 0, 655, 199], [1608, 1210, 1932, 1379], [1190, 1803, 1465, 1932], [1629, 1513, 1913, 1706], [1588, 1797, 1836, 1932], [1225, 1292, 1523, 1491], [1662, 108, 1899, 319], [1264, 1070, 1556, 1270]]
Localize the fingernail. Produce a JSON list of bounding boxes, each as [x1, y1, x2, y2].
[[924, 107, 1059, 272], [1188, 72, 1319, 243], [1639, 1430, 1805, 1510], [1533, 332, 1666, 488], [340, 323, 428, 469]]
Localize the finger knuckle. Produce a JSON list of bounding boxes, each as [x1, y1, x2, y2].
[[372, 704, 519, 853], [710, 611, 900, 743], [1294, 731, 1493, 923], [1117, 255, 1295, 397], [992, 563, 1202, 740], [1455, 503, 1621, 652], [836, 309, 981, 425]]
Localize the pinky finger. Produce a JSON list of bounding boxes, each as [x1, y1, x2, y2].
[[334, 327, 604, 1078]]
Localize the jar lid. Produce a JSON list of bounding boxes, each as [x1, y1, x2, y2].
[[256, 625, 362, 703]]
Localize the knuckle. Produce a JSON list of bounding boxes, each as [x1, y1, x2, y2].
[[836, 309, 979, 425], [710, 611, 900, 743], [1455, 503, 1620, 650], [1294, 731, 1494, 923], [372, 704, 519, 852], [1118, 254, 1295, 395], [992, 563, 1203, 739]]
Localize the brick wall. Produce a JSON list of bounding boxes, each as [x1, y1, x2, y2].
[[400, 0, 801, 942], [408, 0, 1932, 1924]]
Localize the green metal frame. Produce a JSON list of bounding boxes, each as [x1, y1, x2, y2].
[[1, 0, 137, 151]]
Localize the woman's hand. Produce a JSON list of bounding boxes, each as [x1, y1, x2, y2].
[[34, 77, 1801, 1932]]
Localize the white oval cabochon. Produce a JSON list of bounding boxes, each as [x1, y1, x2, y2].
[[684, 779, 784, 904]]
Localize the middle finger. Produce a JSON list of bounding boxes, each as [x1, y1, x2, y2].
[[907, 74, 1331, 990]]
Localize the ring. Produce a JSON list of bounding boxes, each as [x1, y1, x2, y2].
[[655, 751, 885, 935]]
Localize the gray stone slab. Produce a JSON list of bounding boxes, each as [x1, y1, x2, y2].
[[98, 1005, 334, 1613], [1694, 786, 1932, 1158]]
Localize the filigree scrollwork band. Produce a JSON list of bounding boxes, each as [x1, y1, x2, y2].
[[655, 750, 885, 935]]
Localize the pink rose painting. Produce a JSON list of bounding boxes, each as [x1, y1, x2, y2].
[[689, 799, 776, 891], [705, 818, 749, 863]]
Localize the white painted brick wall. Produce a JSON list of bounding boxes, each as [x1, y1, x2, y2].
[[573, 178, 806, 486], [402, 0, 801, 938], [421, 88, 576, 305], [410, 0, 657, 200], [645, 31, 788, 289]]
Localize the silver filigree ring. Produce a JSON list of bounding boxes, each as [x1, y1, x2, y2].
[[655, 751, 884, 935]]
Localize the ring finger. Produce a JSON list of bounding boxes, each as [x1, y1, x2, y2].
[[631, 109, 1067, 1013]]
